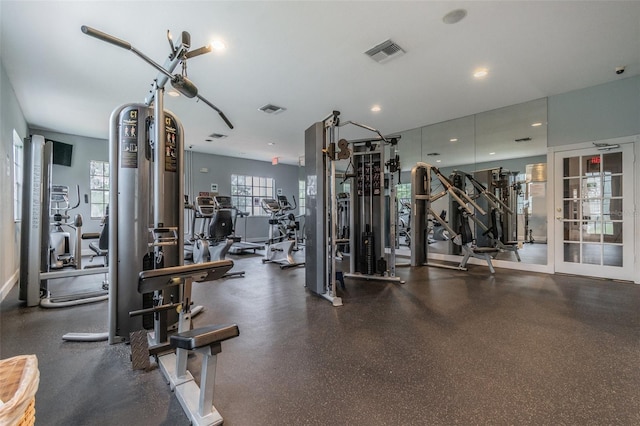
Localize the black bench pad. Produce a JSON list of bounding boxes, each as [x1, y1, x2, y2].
[[138, 260, 233, 293], [170, 324, 239, 350], [472, 247, 500, 253]]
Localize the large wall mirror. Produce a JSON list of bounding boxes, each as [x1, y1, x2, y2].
[[396, 98, 548, 266]]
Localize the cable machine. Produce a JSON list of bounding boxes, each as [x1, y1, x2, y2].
[[75, 25, 238, 426], [76, 26, 233, 343], [19, 137, 109, 308], [305, 111, 403, 306]]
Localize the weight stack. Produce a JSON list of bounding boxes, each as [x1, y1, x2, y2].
[[361, 226, 375, 275]]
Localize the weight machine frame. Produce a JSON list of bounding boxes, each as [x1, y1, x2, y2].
[[305, 111, 403, 307]]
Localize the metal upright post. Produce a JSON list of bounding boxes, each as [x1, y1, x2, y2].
[[388, 145, 397, 278]]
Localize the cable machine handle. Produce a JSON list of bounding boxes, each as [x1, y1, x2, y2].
[[81, 26, 131, 50]]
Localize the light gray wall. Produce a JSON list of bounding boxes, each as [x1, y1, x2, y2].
[[187, 152, 301, 240], [548, 75, 640, 146], [26, 131, 301, 244], [1, 60, 28, 297], [29, 129, 108, 241]]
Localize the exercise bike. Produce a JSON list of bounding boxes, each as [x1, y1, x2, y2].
[[261, 195, 304, 269]]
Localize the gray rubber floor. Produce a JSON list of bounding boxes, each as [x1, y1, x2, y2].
[[1, 253, 639, 425]]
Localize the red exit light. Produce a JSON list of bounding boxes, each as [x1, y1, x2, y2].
[[590, 156, 601, 164]]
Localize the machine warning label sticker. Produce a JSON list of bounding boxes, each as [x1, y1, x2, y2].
[[165, 116, 178, 172], [121, 108, 139, 169]]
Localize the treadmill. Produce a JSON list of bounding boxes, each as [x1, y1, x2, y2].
[[214, 196, 265, 255]]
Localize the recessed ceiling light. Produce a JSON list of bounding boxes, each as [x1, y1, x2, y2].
[[167, 90, 180, 97], [442, 9, 467, 25], [489, 152, 496, 155], [210, 39, 226, 51], [436, 159, 442, 163], [473, 68, 489, 78], [267, 142, 275, 146], [371, 105, 381, 112], [449, 138, 458, 142], [531, 122, 543, 127]]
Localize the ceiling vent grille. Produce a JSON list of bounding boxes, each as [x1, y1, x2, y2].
[[365, 39, 406, 64], [259, 104, 286, 114], [514, 137, 532, 143], [206, 133, 227, 141]]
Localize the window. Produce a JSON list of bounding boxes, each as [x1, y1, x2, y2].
[[396, 183, 411, 204], [231, 174, 274, 217], [89, 160, 110, 219], [13, 130, 23, 221], [298, 180, 305, 215]]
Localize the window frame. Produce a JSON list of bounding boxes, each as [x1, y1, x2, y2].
[[13, 130, 23, 222], [89, 160, 110, 219], [231, 174, 275, 217]]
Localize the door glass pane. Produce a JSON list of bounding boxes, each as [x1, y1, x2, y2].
[[602, 198, 622, 220], [563, 157, 580, 177], [603, 175, 622, 197], [603, 245, 622, 267], [582, 243, 601, 265], [603, 222, 622, 244], [563, 221, 580, 241], [582, 221, 601, 242], [602, 152, 622, 174], [583, 155, 601, 175], [563, 200, 579, 220], [563, 178, 580, 198], [582, 177, 601, 198], [563, 243, 580, 263], [581, 199, 600, 220]]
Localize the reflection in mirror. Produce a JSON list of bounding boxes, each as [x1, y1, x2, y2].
[[395, 98, 548, 267], [421, 115, 475, 166]]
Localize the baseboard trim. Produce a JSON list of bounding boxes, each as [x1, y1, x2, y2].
[[1, 269, 19, 303]]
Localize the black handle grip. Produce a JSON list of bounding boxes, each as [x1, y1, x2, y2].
[[219, 112, 234, 129], [81, 25, 131, 50]]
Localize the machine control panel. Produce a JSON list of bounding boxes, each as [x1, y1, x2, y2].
[[195, 196, 215, 217]]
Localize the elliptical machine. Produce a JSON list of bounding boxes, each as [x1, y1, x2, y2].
[[261, 195, 304, 269], [191, 195, 244, 277]]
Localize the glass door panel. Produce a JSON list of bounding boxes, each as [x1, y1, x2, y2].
[[554, 143, 634, 280]]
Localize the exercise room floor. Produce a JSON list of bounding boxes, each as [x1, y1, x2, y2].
[[1, 253, 639, 425]]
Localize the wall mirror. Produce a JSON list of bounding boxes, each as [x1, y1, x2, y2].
[[396, 98, 548, 266]]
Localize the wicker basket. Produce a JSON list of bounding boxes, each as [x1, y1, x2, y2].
[[0, 355, 39, 426]]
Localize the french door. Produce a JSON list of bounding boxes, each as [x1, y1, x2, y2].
[[553, 143, 634, 280]]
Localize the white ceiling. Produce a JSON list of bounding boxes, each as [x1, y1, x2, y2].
[[1, 1, 638, 167]]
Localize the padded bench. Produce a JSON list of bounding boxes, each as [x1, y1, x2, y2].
[[168, 324, 240, 426]]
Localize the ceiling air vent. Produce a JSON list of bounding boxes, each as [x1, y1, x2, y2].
[[514, 137, 532, 143], [259, 104, 286, 114], [206, 133, 227, 142], [365, 39, 406, 64]]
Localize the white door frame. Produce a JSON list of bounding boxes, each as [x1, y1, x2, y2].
[[547, 135, 639, 283]]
